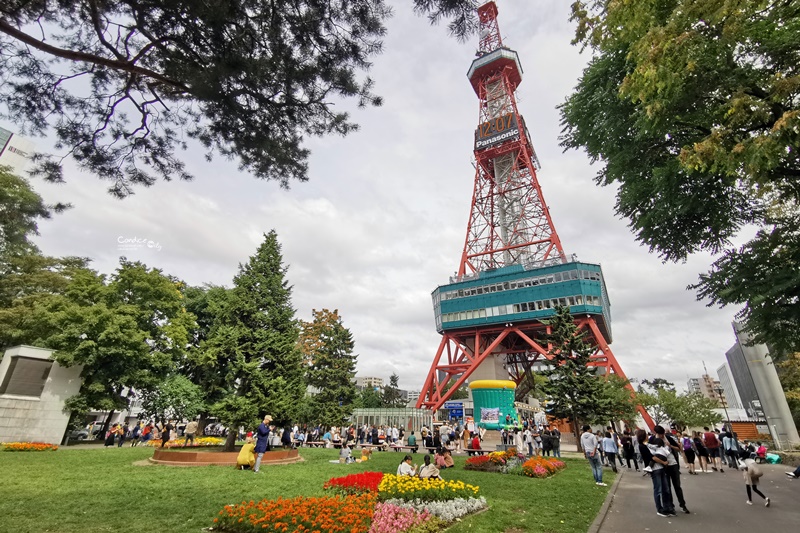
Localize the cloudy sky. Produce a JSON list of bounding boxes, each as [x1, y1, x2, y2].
[[8, 0, 741, 393]]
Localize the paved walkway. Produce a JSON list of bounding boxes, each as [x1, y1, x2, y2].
[[597, 462, 800, 532]]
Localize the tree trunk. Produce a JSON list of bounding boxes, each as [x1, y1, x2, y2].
[[223, 431, 237, 452], [101, 410, 116, 439], [574, 419, 583, 453]]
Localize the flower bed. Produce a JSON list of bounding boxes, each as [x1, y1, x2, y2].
[[142, 436, 225, 448], [464, 448, 524, 472], [378, 474, 479, 502], [465, 449, 565, 478], [521, 457, 566, 478], [1, 442, 59, 452], [213, 494, 376, 532], [212, 471, 486, 532], [324, 472, 384, 495]]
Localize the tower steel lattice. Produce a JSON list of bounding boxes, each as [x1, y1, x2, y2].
[[416, 1, 654, 430]]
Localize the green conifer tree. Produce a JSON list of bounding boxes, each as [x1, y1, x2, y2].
[[301, 309, 358, 426], [207, 231, 305, 451]]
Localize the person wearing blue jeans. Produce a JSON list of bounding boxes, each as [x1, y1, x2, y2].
[[581, 425, 606, 486], [637, 429, 675, 516]]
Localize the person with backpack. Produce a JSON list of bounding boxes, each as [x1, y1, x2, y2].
[[620, 429, 639, 472], [680, 432, 697, 475], [741, 457, 770, 507]]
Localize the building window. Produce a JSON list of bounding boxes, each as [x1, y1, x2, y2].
[[0, 356, 53, 397]]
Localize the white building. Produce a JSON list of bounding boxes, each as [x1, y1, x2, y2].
[[355, 376, 384, 390], [0, 346, 82, 444], [0, 126, 35, 175]]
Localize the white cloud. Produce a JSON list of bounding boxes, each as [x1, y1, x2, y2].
[[14, 0, 739, 394]]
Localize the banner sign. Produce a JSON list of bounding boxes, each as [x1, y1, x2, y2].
[[474, 113, 520, 151], [480, 407, 500, 423], [443, 401, 463, 409]]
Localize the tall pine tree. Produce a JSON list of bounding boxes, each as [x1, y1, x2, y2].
[[300, 309, 358, 426], [541, 306, 606, 450], [207, 231, 305, 451]]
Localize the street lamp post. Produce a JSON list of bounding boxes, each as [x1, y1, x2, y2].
[[714, 386, 731, 432]]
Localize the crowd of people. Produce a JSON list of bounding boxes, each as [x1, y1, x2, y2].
[[581, 424, 778, 516]]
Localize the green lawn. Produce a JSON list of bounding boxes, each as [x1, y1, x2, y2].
[[0, 446, 614, 532]]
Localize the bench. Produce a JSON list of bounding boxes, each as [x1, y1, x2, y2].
[[304, 441, 326, 448], [389, 444, 419, 453], [359, 443, 387, 452], [465, 448, 487, 456]]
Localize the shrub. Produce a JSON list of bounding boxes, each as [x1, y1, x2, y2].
[[142, 436, 224, 448], [2, 442, 58, 452], [212, 494, 376, 532], [324, 472, 384, 495]]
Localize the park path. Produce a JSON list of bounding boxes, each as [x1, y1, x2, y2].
[[597, 462, 800, 532]]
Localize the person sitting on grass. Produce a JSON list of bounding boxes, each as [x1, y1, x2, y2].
[[397, 455, 417, 476], [339, 444, 353, 464], [419, 454, 441, 480], [443, 448, 455, 468], [237, 437, 256, 470]]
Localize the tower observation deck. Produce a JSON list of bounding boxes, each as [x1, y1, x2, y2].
[[417, 2, 653, 429]]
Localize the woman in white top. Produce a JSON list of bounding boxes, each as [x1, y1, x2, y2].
[[397, 455, 417, 476], [418, 454, 441, 479]]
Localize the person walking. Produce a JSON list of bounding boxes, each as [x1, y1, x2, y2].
[[702, 426, 724, 472], [680, 433, 698, 475], [637, 429, 674, 517], [581, 425, 606, 486], [620, 430, 639, 471], [693, 432, 710, 473], [657, 426, 690, 514], [741, 457, 770, 507], [183, 419, 199, 447], [253, 415, 273, 473], [118, 423, 129, 447], [723, 431, 740, 469], [602, 432, 619, 473], [523, 427, 533, 457], [161, 420, 174, 448]]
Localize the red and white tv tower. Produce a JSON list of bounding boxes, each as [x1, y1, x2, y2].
[[416, 1, 653, 429]]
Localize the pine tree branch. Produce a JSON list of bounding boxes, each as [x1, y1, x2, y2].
[[0, 18, 190, 93]]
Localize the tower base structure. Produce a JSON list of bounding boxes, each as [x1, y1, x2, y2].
[[417, 315, 655, 429]]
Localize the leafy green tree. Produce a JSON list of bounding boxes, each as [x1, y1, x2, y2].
[[540, 306, 606, 448], [138, 374, 205, 424], [776, 353, 800, 429], [355, 386, 384, 409], [597, 375, 639, 424], [637, 380, 721, 429], [382, 372, 404, 408], [44, 261, 192, 422], [206, 231, 305, 451], [0, 1, 475, 196], [180, 284, 233, 429], [0, 253, 89, 348], [444, 378, 469, 401], [0, 167, 53, 256], [300, 308, 358, 426], [561, 0, 800, 357]]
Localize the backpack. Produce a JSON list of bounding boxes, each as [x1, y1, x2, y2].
[[682, 437, 692, 451]]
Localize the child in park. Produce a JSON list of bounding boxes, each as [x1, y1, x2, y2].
[[237, 436, 256, 470], [741, 457, 770, 507]]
